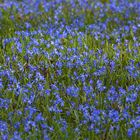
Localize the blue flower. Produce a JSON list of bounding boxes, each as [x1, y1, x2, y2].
[[94, 66, 106, 76], [83, 85, 93, 96], [108, 109, 119, 123], [0, 121, 8, 133], [66, 86, 79, 97], [16, 42, 22, 53], [14, 122, 20, 130], [46, 89, 51, 96], [11, 131, 22, 140], [1, 134, 8, 140], [0, 98, 11, 110], [35, 113, 45, 122], [126, 93, 138, 103], [96, 80, 106, 92], [127, 128, 134, 137]]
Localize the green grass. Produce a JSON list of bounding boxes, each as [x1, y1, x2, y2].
[[0, 1, 140, 139]]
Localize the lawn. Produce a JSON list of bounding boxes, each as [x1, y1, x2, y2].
[[0, 0, 140, 139]]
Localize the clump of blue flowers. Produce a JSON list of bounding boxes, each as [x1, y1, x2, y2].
[[0, 0, 140, 139]]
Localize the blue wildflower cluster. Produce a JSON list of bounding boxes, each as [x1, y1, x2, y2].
[[0, 0, 140, 139]]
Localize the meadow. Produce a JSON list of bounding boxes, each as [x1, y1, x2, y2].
[[0, 0, 140, 139]]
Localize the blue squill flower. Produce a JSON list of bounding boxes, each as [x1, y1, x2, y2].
[[66, 86, 79, 97]]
